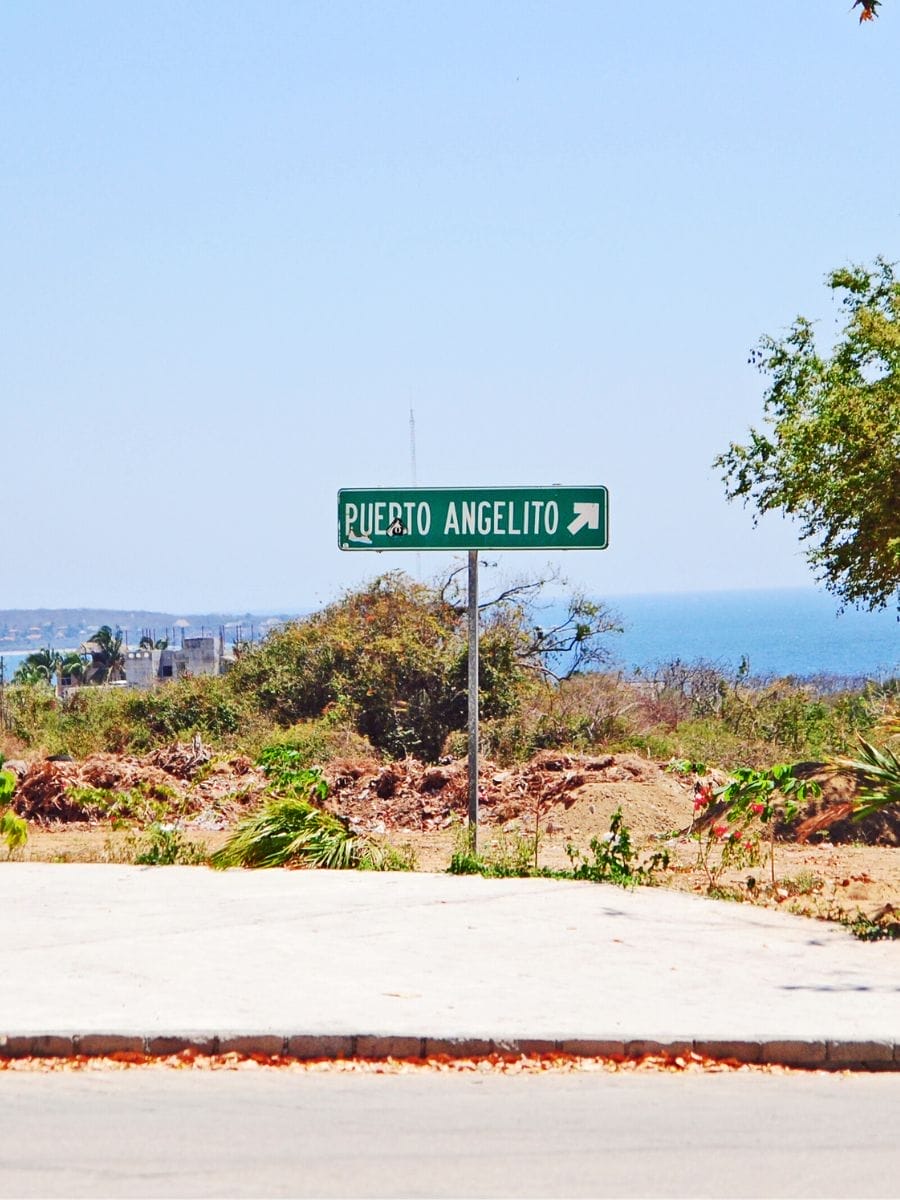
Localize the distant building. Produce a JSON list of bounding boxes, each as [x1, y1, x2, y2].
[[123, 635, 234, 690]]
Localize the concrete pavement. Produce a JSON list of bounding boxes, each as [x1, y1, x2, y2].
[[2, 864, 899, 1067]]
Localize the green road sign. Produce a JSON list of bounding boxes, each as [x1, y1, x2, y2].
[[338, 486, 608, 551]]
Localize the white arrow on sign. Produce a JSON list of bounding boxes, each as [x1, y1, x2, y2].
[[567, 502, 600, 536]]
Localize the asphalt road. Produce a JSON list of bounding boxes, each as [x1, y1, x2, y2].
[[0, 1070, 898, 1198]]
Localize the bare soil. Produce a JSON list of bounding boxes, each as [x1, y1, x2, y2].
[[5, 746, 899, 930]]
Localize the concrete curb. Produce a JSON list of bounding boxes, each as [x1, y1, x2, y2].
[[1, 1033, 898, 1070]]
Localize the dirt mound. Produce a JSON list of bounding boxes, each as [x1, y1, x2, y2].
[[790, 764, 900, 846]]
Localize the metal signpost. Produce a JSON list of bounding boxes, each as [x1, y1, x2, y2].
[[338, 486, 609, 850]]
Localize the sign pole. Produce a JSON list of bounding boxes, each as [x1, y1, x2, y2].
[[467, 549, 479, 853]]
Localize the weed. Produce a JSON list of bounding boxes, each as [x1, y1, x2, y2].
[[780, 870, 823, 896], [565, 808, 670, 886], [359, 840, 418, 871], [707, 884, 746, 903], [448, 824, 539, 878], [843, 910, 900, 941], [131, 823, 207, 866], [666, 758, 707, 777]]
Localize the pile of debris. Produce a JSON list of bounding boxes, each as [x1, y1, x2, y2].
[[7, 743, 267, 826], [7, 743, 897, 845], [322, 751, 662, 834]]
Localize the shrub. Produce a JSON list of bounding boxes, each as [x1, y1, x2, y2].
[[131, 823, 207, 866], [254, 721, 377, 774], [125, 676, 246, 744]]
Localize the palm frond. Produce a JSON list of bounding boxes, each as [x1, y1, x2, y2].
[[833, 738, 900, 819], [210, 796, 368, 870]]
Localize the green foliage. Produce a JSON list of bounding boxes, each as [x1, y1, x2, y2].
[[210, 763, 369, 870], [124, 676, 244, 743], [65, 783, 177, 825], [720, 763, 821, 825], [717, 763, 822, 885], [716, 259, 900, 611], [253, 722, 376, 773], [449, 809, 668, 888], [448, 824, 538, 878], [13, 647, 60, 687], [131, 823, 207, 866], [229, 571, 620, 761], [0, 769, 26, 855], [228, 574, 468, 758], [0, 769, 15, 806], [833, 737, 900, 818], [0, 809, 27, 856], [210, 795, 365, 870], [844, 910, 900, 942], [257, 752, 329, 798], [358, 840, 418, 871], [666, 758, 707, 776], [85, 626, 126, 682], [565, 808, 668, 886]]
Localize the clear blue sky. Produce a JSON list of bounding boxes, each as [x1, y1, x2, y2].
[[2, 1, 897, 612]]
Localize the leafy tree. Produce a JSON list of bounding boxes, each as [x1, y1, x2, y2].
[[716, 259, 900, 611], [229, 570, 621, 760]]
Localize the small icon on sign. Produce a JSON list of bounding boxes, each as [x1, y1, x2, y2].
[[387, 518, 407, 537], [347, 529, 373, 544]]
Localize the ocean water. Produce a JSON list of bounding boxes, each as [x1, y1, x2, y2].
[[1, 589, 896, 684], [605, 588, 898, 680]]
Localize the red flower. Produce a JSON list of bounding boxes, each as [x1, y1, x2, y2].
[[712, 824, 728, 838], [751, 802, 765, 815]]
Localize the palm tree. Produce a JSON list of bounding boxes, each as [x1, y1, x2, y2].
[[83, 626, 126, 683], [13, 647, 61, 686], [59, 651, 87, 686]]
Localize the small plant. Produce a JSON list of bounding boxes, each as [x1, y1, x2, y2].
[[843, 909, 900, 942], [257, 750, 329, 800], [718, 763, 821, 885], [666, 758, 707, 777], [692, 822, 761, 892], [780, 870, 823, 897], [359, 840, 418, 871], [65, 783, 176, 825], [566, 808, 669, 887], [0, 810, 27, 857], [132, 823, 207, 866], [448, 823, 538, 878]]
